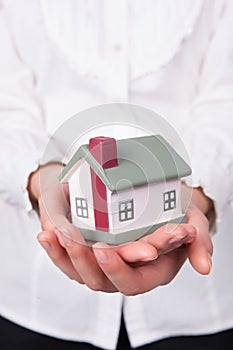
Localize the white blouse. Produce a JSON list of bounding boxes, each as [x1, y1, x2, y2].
[[0, 0, 233, 349]]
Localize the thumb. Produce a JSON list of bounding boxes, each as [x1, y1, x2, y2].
[[187, 209, 213, 275]]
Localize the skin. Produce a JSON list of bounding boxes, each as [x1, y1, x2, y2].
[[29, 163, 213, 296]]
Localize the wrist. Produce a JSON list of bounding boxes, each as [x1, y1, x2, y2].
[[27, 162, 63, 207], [27, 167, 40, 208], [181, 183, 213, 215]]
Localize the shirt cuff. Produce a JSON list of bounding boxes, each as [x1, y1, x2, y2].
[[1, 152, 41, 212], [183, 129, 233, 230]]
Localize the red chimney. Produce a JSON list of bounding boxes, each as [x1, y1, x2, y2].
[[88, 136, 118, 168], [88, 137, 118, 231]]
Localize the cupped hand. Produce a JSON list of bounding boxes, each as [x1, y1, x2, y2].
[[32, 164, 213, 295], [91, 198, 213, 295], [38, 222, 196, 295]]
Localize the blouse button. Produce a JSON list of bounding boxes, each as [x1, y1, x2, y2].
[[113, 43, 123, 51]]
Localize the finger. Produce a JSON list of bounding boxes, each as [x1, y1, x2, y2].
[[116, 240, 158, 263], [93, 243, 188, 295], [140, 223, 196, 254], [116, 223, 195, 264], [57, 230, 118, 293], [186, 209, 213, 275], [133, 247, 188, 289], [37, 231, 84, 283], [146, 246, 188, 286], [93, 242, 145, 295], [39, 184, 70, 231]]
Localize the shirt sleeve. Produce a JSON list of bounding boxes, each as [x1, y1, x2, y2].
[[0, 5, 49, 211], [183, 0, 233, 225]]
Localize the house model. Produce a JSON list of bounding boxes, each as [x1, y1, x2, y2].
[[59, 135, 191, 245]]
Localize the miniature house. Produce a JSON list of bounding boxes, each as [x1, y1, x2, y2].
[[59, 135, 191, 244]]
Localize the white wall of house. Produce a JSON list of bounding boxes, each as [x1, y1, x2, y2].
[[69, 161, 182, 235], [108, 179, 182, 234], [69, 161, 95, 230]]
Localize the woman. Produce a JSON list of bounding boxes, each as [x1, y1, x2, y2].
[[0, 1, 233, 349]]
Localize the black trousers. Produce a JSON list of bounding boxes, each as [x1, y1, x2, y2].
[[0, 315, 233, 350]]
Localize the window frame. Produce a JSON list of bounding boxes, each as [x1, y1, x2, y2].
[[75, 197, 89, 218], [163, 190, 176, 211], [119, 199, 134, 222]]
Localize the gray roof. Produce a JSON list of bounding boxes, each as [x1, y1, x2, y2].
[[60, 135, 191, 192]]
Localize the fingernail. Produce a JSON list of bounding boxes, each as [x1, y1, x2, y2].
[[186, 226, 196, 235], [93, 242, 109, 248], [206, 253, 212, 272], [61, 234, 72, 246], [93, 244, 109, 263], [137, 248, 158, 262], [58, 226, 70, 235], [168, 235, 194, 245], [140, 256, 158, 262], [39, 240, 52, 254], [168, 235, 185, 244], [54, 229, 60, 236], [55, 229, 72, 246]]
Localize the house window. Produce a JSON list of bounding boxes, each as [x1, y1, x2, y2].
[[163, 190, 176, 211], [119, 199, 134, 222], [75, 197, 89, 218]]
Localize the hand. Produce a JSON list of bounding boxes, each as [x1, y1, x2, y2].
[[38, 225, 196, 295], [181, 184, 214, 275], [91, 185, 213, 295], [29, 164, 200, 294]]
